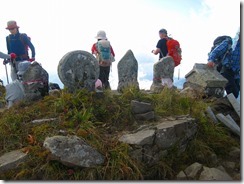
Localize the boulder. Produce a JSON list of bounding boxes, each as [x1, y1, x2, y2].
[[150, 56, 175, 92], [155, 118, 197, 149], [199, 166, 232, 180], [43, 135, 104, 168], [22, 61, 49, 101], [0, 149, 28, 173], [229, 147, 240, 160], [58, 50, 99, 92], [117, 50, 139, 92]]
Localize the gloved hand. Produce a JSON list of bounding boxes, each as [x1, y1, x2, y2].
[[3, 59, 10, 65], [28, 58, 35, 62], [10, 53, 17, 60], [207, 61, 215, 68]]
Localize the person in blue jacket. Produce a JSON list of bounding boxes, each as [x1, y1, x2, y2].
[[5, 20, 35, 81], [208, 32, 240, 98]]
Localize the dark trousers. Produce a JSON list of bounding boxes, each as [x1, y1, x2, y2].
[[221, 69, 240, 98], [99, 66, 110, 89]]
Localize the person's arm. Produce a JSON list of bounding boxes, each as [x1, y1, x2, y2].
[[24, 35, 35, 58], [91, 43, 98, 55], [0, 51, 10, 59], [110, 46, 115, 57], [208, 40, 229, 67]]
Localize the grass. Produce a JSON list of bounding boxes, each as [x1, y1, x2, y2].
[[0, 86, 240, 180]]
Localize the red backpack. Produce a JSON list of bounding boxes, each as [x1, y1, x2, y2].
[[166, 38, 182, 67]]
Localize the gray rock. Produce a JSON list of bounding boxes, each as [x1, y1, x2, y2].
[[119, 129, 155, 145], [216, 165, 226, 172], [0, 149, 28, 173], [229, 147, 240, 160], [131, 100, 153, 114], [184, 162, 203, 179], [134, 111, 155, 121], [43, 135, 104, 168], [176, 171, 187, 180], [22, 62, 49, 101], [199, 166, 232, 181], [222, 161, 236, 171], [155, 119, 197, 149], [185, 63, 228, 88], [117, 50, 139, 92], [31, 118, 57, 124], [129, 148, 142, 162], [58, 50, 99, 92], [150, 56, 175, 92]]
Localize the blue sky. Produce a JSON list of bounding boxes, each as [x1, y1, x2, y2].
[[0, 0, 241, 90]]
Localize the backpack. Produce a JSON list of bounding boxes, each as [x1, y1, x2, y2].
[[96, 40, 111, 63], [209, 36, 232, 72], [7, 33, 31, 56], [166, 38, 182, 67]]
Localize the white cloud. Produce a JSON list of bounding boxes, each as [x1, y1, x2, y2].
[[0, 0, 240, 90]]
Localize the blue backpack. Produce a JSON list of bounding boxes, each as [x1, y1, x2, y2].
[[96, 40, 111, 63]]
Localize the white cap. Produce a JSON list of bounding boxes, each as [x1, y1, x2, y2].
[[95, 30, 107, 40]]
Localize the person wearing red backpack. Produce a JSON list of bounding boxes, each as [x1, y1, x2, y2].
[[5, 20, 35, 81], [152, 28, 168, 60]]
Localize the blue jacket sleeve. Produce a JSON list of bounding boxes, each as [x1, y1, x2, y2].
[[23, 35, 35, 58], [208, 40, 229, 63]]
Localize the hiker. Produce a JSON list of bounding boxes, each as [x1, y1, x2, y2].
[[91, 30, 115, 89], [152, 28, 169, 60], [207, 32, 240, 98], [5, 20, 36, 81]]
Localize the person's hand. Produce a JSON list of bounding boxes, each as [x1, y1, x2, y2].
[[10, 53, 16, 60], [3, 59, 10, 65], [28, 58, 35, 62], [207, 61, 215, 68]]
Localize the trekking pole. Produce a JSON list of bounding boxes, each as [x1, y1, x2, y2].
[[178, 68, 180, 80], [4, 60, 9, 84]]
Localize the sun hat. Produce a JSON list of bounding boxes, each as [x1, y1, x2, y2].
[[95, 30, 107, 40], [6, 20, 19, 30]]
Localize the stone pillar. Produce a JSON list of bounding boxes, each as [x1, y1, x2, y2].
[[117, 50, 139, 92], [150, 56, 175, 92]]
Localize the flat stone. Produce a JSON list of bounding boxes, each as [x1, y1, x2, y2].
[[184, 162, 203, 179], [131, 100, 153, 114], [58, 50, 99, 91], [119, 129, 155, 145], [117, 50, 139, 92], [134, 111, 155, 121], [0, 149, 28, 173], [227, 93, 240, 117], [199, 166, 232, 180], [31, 118, 57, 124], [185, 63, 228, 88], [43, 135, 104, 168]]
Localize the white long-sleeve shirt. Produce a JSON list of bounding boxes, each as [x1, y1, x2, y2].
[[0, 51, 10, 59]]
